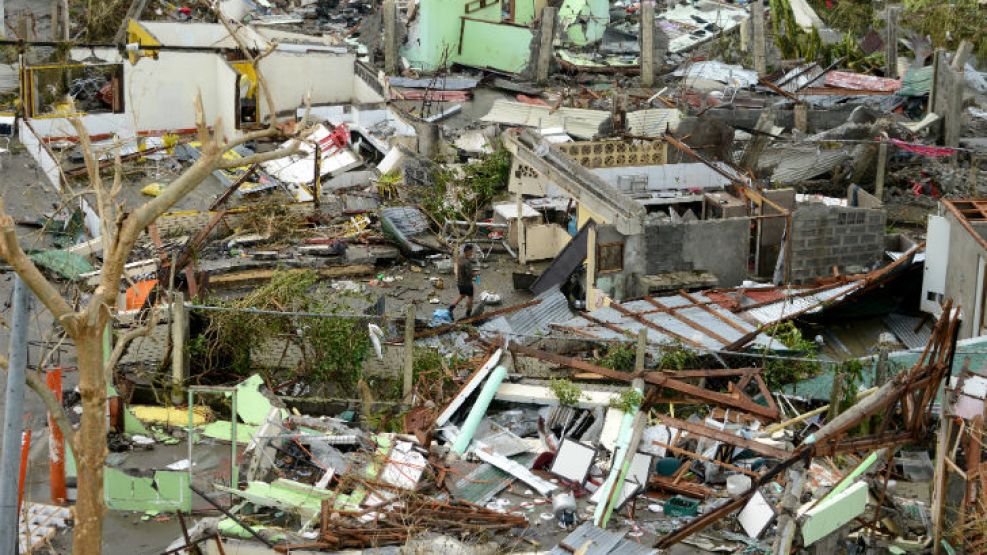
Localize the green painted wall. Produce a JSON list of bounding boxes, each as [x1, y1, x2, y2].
[[558, 0, 608, 45], [104, 468, 191, 512], [514, 0, 537, 24], [402, 0, 534, 72], [402, 0, 467, 70], [457, 20, 534, 73]]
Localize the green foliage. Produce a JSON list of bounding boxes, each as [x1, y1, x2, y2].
[[420, 147, 511, 225], [595, 342, 636, 371], [549, 378, 586, 407], [770, 0, 825, 61], [827, 33, 885, 73], [609, 388, 644, 413], [902, 0, 987, 64], [812, 0, 875, 37], [761, 322, 822, 390], [765, 321, 815, 352], [838, 358, 865, 410], [302, 313, 371, 396], [196, 269, 372, 394], [656, 342, 699, 371]]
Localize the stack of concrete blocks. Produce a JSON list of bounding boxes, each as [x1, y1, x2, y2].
[[789, 203, 886, 283]]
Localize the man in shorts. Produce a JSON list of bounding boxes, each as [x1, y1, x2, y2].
[[449, 244, 477, 319]]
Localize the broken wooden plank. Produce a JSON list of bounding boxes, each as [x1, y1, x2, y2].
[[653, 414, 790, 459], [473, 448, 557, 496]]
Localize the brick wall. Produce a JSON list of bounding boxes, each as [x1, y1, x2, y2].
[[789, 203, 886, 283]]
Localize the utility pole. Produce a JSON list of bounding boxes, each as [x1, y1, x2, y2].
[[884, 6, 899, 79], [403, 303, 415, 402], [0, 276, 30, 555], [382, 0, 398, 75], [875, 142, 888, 200], [640, 0, 655, 87], [535, 7, 558, 84], [751, 0, 767, 75]]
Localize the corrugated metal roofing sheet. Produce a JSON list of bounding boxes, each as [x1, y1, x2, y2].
[[741, 281, 863, 325], [481, 100, 610, 140], [774, 63, 826, 93], [760, 146, 852, 184], [824, 71, 901, 92], [549, 522, 658, 555], [625, 109, 683, 137], [480, 287, 573, 341], [557, 293, 777, 351], [883, 313, 932, 350]]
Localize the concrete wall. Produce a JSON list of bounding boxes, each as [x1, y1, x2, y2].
[[215, 57, 239, 141], [942, 211, 987, 339], [258, 51, 357, 114], [643, 216, 750, 287], [127, 51, 224, 133], [591, 224, 647, 301], [457, 20, 534, 74], [789, 203, 886, 283]]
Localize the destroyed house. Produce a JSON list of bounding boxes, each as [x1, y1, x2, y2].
[[17, 20, 390, 216], [505, 129, 890, 306], [21, 21, 382, 145], [923, 199, 987, 340]]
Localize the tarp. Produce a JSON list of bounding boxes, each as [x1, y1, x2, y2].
[[30, 249, 95, 281], [824, 71, 901, 92]]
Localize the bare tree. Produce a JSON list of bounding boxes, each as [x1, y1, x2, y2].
[[0, 34, 309, 553]]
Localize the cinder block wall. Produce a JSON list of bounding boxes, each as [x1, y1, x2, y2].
[[789, 203, 886, 283], [644, 217, 751, 287]]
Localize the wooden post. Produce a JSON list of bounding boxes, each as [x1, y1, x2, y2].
[[634, 328, 647, 374], [951, 40, 974, 72], [586, 225, 597, 309], [60, 0, 69, 41], [928, 49, 943, 116], [971, 155, 981, 197], [827, 370, 844, 422], [51, 0, 61, 41], [751, 0, 767, 75], [382, 0, 398, 75], [740, 18, 750, 52], [535, 7, 558, 84], [740, 109, 775, 170], [793, 103, 808, 134], [884, 6, 899, 79], [772, 463, 806, 554], [171, 292, 188, 406], [516, 190, 527, 264], [871, 333, 892, 430], [403, 303, 415, 402], [932, 414, 951, 554], [640, 0, 655, 87], [875, 142, 888, 200]]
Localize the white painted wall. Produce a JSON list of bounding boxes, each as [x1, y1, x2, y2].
[[921, 214, 950, 315], [257, 51, 357, 114], [215, 57, 239, 141], [28, 113, 135, 139], [125, 51, 225, 134]]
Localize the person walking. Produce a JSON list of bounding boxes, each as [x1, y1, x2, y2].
[[449, 244, 477, 319]]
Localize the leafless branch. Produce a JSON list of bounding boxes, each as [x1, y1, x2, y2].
[[0, 354, 79, 458], [0, 207, 78, 333]]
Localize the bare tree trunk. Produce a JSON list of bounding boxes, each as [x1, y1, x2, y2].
[[72, 325, 107, 553]]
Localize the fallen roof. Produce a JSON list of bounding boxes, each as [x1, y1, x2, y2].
[[482, 100, 611, 140], [556, 292, 777, 351], [558, 247, 922, 352]]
